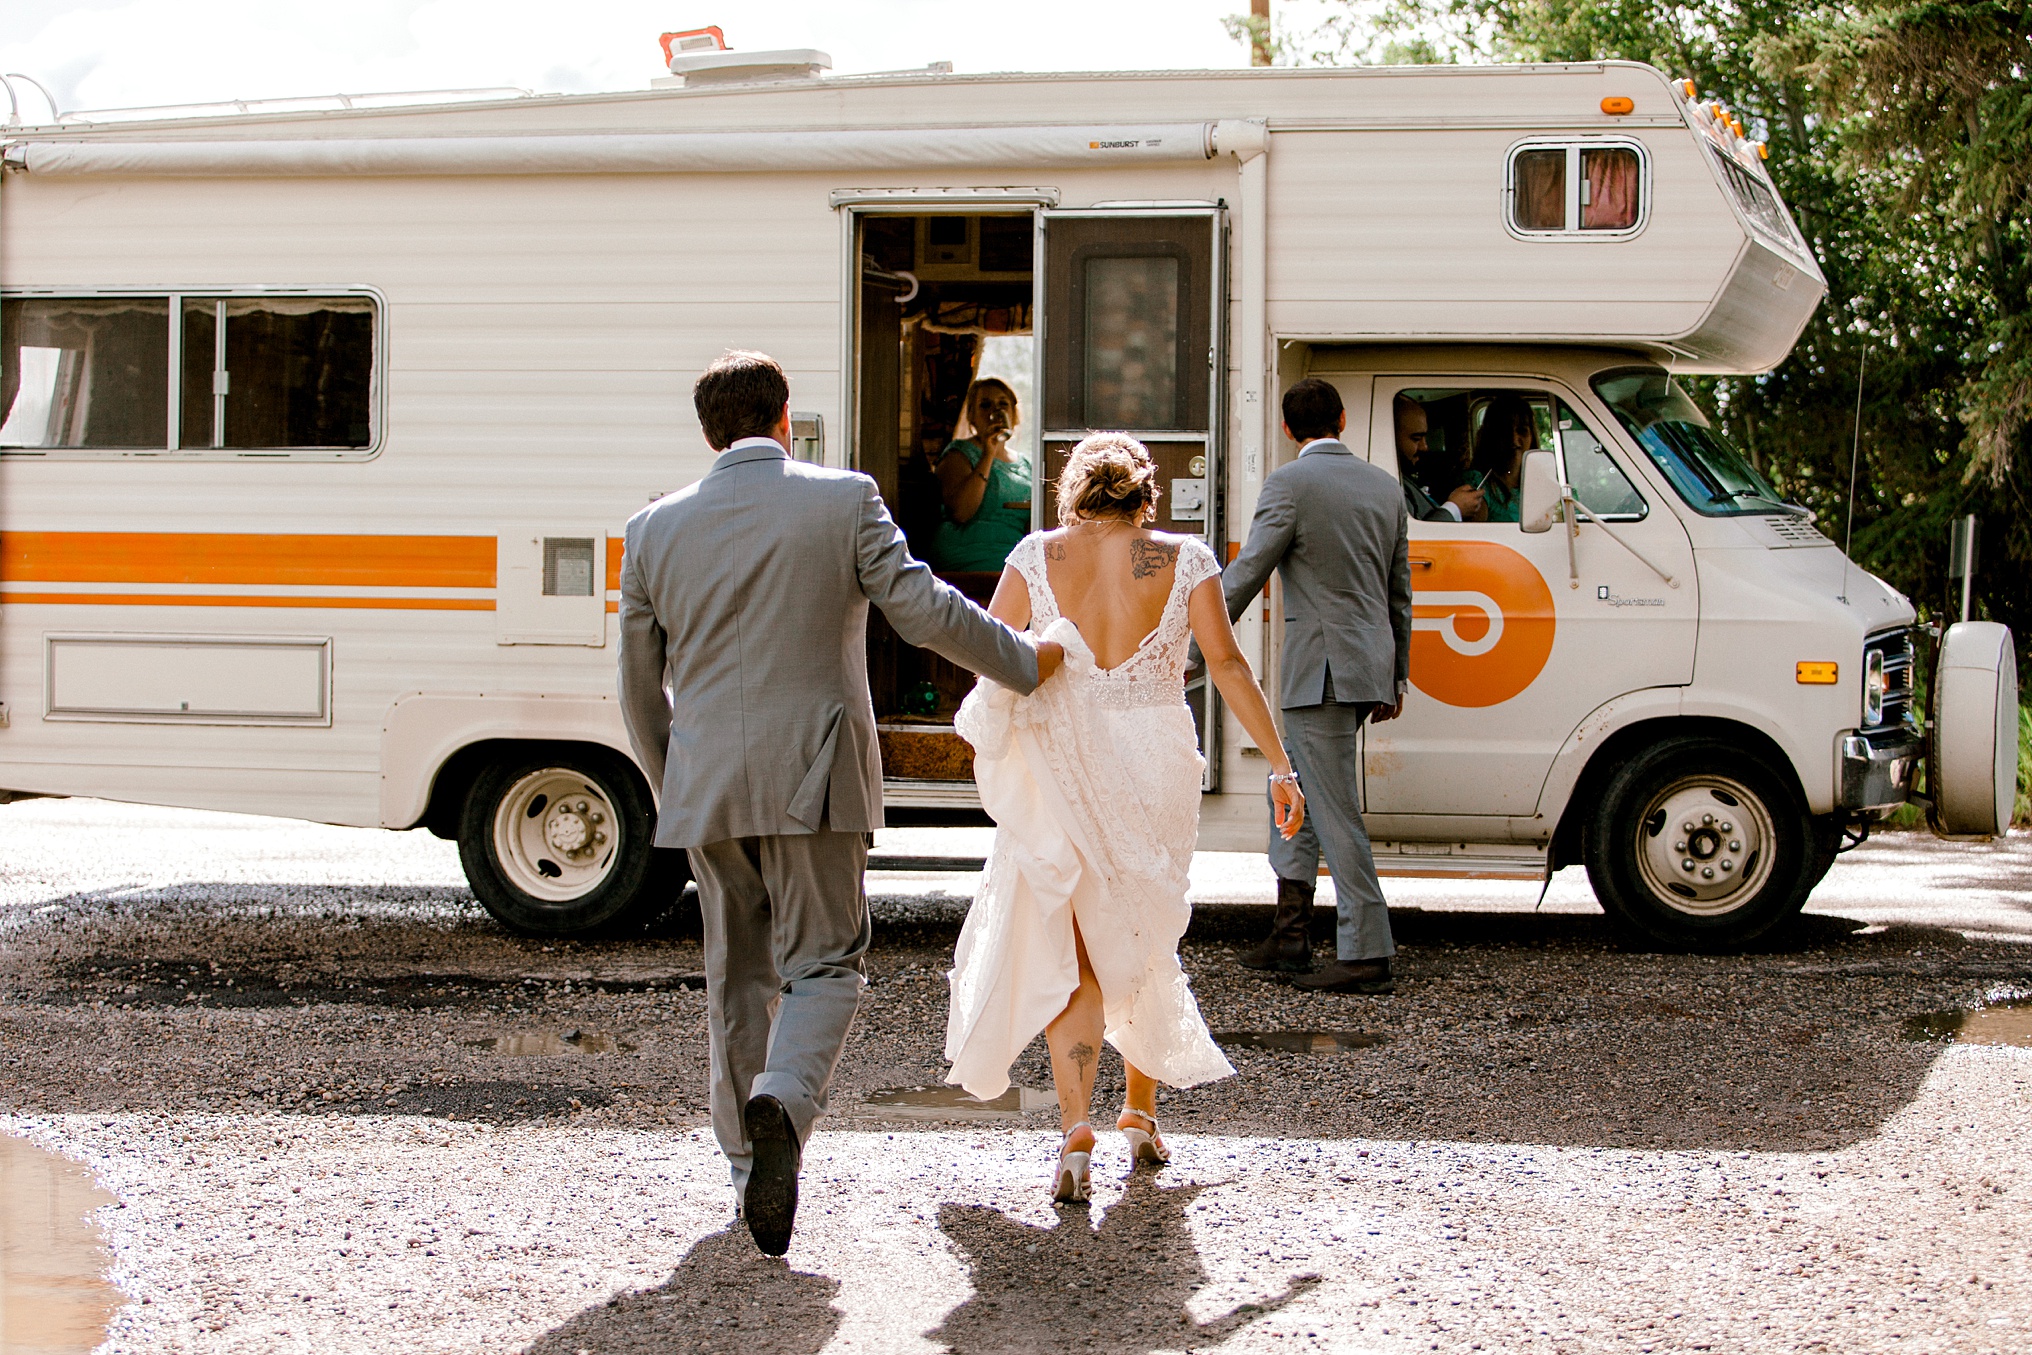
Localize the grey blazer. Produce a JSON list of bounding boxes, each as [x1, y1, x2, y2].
[[618, 440, 1039, 847], [1222, 438, 1413, 710]]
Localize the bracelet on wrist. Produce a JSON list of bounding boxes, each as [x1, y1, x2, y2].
[[1269, 769, 1301, 789]]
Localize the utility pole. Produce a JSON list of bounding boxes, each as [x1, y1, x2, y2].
[[1251, 0, 1273, 66]]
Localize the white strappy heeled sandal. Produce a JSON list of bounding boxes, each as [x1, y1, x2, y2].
[[1117, 1108, 1171, 1167], [1052, 1123, 1093, 1203]]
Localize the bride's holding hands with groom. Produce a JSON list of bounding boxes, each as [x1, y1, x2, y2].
[[621, 352, 1409, 1255]]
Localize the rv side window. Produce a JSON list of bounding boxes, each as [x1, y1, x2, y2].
[[1, 298, 171, 448], [1555, 400, 1646, 519], [1506, 141, 1648, 238], [2, 291, 377, 454]]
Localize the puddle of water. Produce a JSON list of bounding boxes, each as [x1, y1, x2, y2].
[[1214, 1030, 1388, 1054], [467, 1029, 630, 1056], [0, 1135, 122, 1355], [864, 1085, 1056, 1121], [1904, 999, 2032, 1048]]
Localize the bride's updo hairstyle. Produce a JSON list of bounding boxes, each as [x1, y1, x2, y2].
[[1056, 433, 1162, 526]]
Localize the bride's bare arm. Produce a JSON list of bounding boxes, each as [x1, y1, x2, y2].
[[986, 564, 1032, 630], [1186, 578, 1304, 838]]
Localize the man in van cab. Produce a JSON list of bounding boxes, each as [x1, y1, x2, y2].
[[1395, 395, 1486, 522]]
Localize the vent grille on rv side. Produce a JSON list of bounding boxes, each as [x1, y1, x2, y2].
[[1763, 514, 1831, 548]]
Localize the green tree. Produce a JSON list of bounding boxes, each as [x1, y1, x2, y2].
[[1227, 2, 2032, 654]]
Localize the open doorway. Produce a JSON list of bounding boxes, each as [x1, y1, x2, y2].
[[853, 211, 1037, 787]]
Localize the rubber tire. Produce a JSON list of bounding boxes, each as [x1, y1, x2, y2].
[[457, 745, 686, 936], [1799, 814, 1845, 895], [1584, 736, 1816, 952]]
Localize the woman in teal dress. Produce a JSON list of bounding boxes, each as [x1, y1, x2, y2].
[[930, 378, 1033, 572], [1471, 393, 1536, 524]]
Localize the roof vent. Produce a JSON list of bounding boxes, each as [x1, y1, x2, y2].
[[654, 27, 830, 88]]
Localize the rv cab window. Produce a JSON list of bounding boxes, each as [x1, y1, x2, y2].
[[1, 291, 377, 455], [1506, 141, 1647, 237]]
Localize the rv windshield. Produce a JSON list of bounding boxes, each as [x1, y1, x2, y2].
[[1592, 369, 1788, 516]]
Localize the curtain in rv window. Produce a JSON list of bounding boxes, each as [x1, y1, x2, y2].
[[1, 294, 374, 452], [1512, 149, 1565, 232], [180, 297, 374, 450], [1581, 148, 1641, 231], [0, 298, 171, 448]]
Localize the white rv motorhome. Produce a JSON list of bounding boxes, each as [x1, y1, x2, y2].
[[0, 53, 2016, 946]]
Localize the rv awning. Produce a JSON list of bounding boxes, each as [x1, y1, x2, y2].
[[2, 121, 1268, 176]]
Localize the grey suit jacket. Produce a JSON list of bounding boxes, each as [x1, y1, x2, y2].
[[618, 440, 1039, 847], [1222, 439, 1413, 710]]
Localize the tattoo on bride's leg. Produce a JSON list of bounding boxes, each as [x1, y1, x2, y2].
[[1130, 538, 1180, 579], [1069, 1041, 1095, 1077]]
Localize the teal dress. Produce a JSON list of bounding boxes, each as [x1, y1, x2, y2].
[[1483, 478, 1522, 523], [929, 439, 1032, 572]]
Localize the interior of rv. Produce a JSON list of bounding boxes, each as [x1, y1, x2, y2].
[[852, 208, 1222, 797]]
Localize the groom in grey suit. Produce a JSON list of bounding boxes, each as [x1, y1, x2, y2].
[[619, 351, 1061, 1255], [1221, 378, 1413, 994]]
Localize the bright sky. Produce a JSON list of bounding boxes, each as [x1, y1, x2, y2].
[[0, 1, 1281, 117]]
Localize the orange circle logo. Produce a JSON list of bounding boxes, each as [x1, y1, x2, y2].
[[1408, 541, 1555, 707]]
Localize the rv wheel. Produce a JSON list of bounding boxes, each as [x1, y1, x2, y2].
[[457, 746, 684, 935], [1584, 736, 1815, 951]]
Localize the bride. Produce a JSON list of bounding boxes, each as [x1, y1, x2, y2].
[[944, 433, 1304, 1203]]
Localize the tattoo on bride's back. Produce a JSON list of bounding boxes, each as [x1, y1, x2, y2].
[[1044, 539, 1067, 561], [1131, 538, 1179, 579]]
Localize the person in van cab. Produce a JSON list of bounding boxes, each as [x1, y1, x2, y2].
[[1468, 393, 1536, 524], [929, 377, 1034, 572], [1393, 395, 1485, 522]]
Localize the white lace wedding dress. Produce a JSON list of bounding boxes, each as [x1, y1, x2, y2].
[[943, 532, 1236, 1100]]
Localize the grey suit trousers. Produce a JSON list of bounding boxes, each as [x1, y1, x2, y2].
[[689, 830, 871, 1195], [1267, 691, 1395, 963]]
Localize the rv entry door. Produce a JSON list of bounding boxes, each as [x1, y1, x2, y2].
[[1039, 207, 1227, 788]]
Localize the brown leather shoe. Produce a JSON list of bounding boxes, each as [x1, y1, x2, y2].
[[1238, 877, 1316, 972], [1290, 958, 1394, 994]]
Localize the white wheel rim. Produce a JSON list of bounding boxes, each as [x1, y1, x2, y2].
[[1633, 775, 1777, 917], [491, 768, 622, 903]]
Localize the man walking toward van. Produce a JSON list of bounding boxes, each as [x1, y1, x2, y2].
[[1221, 379, 1412, 993], [619, 351, 1062, 1255]]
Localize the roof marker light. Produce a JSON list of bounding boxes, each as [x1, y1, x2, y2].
[[1601, 96, 1634, 115], [1681, 78, 1697, 98]]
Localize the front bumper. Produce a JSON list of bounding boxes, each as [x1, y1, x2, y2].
[[1837, 726, 1923, 811]]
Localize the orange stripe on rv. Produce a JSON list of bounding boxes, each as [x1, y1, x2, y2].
[[0, 532, 496, 589], [2, 592, 493, 611], [607, 537, 625, 592]]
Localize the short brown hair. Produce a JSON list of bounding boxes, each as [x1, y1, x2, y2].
[[1282, 378, 1345, 443], [694, 350, 789, 450], [1057, 433, 1160, 526]]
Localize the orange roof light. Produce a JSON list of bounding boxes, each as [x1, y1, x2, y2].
[[1601, 96, 1635, 115], [1681, 78, 1697, 98], [1756, 142, 1770, 160]]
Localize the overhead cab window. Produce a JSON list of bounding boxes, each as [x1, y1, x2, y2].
[[1507, 141, 1647, 237], [2, 292, 378, 455]]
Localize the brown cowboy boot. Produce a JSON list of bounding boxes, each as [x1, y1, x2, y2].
[[1238, 877, 1317, 973]]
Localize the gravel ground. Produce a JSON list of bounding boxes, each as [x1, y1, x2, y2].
[[1, 797, 2029, 1353]]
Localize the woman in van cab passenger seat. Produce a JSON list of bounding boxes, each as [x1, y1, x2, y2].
[[1470, 393, 1537, 524], [930, 378, 1034, 573]]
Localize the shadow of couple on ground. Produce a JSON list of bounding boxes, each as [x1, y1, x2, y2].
[[527, 1173, 1316, 1353]]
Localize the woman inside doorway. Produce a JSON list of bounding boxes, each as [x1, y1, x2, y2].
[[929, 377, 1033, 572]]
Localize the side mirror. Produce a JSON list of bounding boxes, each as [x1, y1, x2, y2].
[[1518, 448, 1562, 533]]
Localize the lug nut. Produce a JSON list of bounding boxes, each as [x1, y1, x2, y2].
[[1702, 867, 1715, 879], [1683, 821, 1696, 833], [1682, 860, 1696, 872], [1702, 813, 1715, 825], [1720, 821, 1733, 833], [1674, 840, 1686, 852], [1729, 839, 1742, 852], [590, 812, 604, 824], [1720, 861, 1733, 873]]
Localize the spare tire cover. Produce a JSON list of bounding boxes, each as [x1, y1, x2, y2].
[[1934, 621, 2019, 836]]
